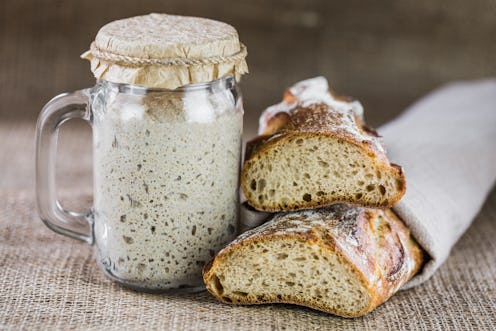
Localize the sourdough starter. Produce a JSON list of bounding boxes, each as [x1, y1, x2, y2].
[[92, 88, 242, 290]]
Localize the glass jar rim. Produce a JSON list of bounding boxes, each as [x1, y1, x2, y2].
[[96, 75, 236, 95]]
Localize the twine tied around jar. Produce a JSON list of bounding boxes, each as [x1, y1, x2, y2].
[[89, 42, 248, 67]]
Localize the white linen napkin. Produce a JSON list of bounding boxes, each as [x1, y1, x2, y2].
[[241, 79, 496, 288]]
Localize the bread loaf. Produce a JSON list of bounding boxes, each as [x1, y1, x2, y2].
[[241, 77, 406, 212], [203, 204, 423, 317]]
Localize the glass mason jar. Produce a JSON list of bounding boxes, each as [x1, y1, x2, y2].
[[36, 76, 243, 292]]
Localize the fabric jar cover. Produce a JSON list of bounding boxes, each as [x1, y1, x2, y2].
[[81, 13, 248, 89]]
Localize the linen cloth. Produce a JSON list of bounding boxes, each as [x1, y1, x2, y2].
[[380, 79, 496, 287], [242, 79, 496, 288]]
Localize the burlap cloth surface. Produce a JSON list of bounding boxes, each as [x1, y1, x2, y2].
[[0, 122, 495, 330]]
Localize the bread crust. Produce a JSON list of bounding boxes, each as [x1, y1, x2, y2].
[[203, 205, 423, 317]]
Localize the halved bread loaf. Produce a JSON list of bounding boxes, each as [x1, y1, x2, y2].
[[241, 77, 406, 212], [203, 205, 423, 317]]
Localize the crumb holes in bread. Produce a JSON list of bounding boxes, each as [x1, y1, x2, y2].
[[258, 179, 266, 191], [293, 181, 298, 187], [318, 160, 329, 167], [379, 185, 386, 195], [276, 253, 288, 260], [355, 193, 363, 199], [316, 191, 325, 196], [296, 138, 303, 145], [269, 189, 275, 197], [304, 173, 310, 179], [211, 274, 224, 295], [250, 179, 256, 191], [303, 193, 312, 202], [366, 184, 375, 192], [233, 291, 248, 297]]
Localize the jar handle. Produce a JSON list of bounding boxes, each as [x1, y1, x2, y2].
[[35, 89, 94, 244]]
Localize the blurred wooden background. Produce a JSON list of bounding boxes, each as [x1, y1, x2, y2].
[[1, 0, 495, 136]]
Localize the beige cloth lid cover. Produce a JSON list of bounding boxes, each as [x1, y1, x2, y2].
[[81, 13, 248, 89]]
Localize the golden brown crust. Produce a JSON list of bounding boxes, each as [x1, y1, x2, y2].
[[260, 112, 291, 136], [248, 101, 394, 172], [203, 205, 424, 317]]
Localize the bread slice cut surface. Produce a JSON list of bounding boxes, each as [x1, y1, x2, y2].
[[203, 205, 423, 317]]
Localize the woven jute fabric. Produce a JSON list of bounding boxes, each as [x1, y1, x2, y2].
[[0, 122, 495, 330]]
